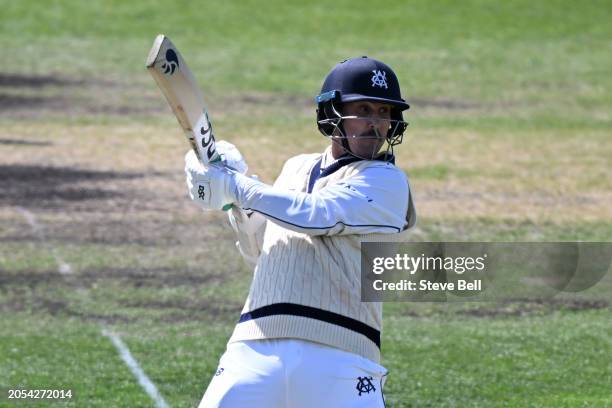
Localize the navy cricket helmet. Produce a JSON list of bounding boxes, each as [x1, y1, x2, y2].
[[316, 56, 410, 140]]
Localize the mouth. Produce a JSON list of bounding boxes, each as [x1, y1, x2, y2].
[[352, 130, 383, 139]]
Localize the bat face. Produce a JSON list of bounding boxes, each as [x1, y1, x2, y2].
[[146, 34, 219, 164]]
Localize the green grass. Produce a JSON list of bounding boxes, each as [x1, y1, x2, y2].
[[1, 219, 610, 406], [1, 309, 609, 407], [410, 219, 612, 242], [1, 0, 611, 407], [383, 310, 611, 407], [1, 0, 611, 127], [0, 315, 154, 407]]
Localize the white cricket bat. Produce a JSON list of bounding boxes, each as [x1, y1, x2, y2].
[[146, 34, 220, 165]]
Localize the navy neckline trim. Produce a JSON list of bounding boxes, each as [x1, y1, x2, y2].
[[306, 152, 395, 194], [238, 302, 381, 348]]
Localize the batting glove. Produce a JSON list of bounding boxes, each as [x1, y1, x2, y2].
[[185, 150, 238, 211], [216, 140, 248, 174]]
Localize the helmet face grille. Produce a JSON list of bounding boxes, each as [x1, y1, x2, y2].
[[316, 102, 409, 161], [317, 116, 408, 141], [315, 57, 410, 160]]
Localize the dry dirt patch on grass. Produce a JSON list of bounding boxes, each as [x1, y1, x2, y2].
[[0, 73, 164, 118], [0, 73, 316, 120], [398, 128, 612, 222], [3, 122, 610, 226]]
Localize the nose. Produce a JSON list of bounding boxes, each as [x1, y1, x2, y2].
[[365, 113, 381, 123], [365, 114, 388, 127]]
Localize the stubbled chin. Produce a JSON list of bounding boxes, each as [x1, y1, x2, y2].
[[351, 142, 383, 156], [353, 147, 382, 158]]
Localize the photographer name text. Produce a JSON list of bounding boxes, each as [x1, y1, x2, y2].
[[373, 279, 482, 291], [370, 253, 487, 293]]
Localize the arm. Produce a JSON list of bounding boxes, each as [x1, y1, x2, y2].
[[186, 152, 410, 236], [227, 207, 266, 266], [233, 165, 409, 236]]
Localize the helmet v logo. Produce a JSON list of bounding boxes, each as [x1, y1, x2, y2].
[[371, 70, 388, 89]]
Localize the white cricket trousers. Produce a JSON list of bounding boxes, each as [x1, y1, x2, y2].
[[198, 338, 388, 408]]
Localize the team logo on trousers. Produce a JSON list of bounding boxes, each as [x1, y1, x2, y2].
[[356, 376, 376, 396], [371, 70, 388, 89]]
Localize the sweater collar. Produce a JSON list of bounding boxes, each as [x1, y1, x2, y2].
[[307, 147, 395, 193]]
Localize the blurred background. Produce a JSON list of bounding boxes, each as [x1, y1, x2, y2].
[[1, 1, 610, 406]]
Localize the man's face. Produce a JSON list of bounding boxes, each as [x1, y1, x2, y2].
[[341, 100, 392, 159]]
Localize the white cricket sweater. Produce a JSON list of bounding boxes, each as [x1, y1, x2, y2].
[[228, 150, 416, 362]]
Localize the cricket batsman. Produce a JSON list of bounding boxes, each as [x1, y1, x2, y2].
[[185, 57, 416, 407]]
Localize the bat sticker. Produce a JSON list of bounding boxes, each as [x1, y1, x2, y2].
[[162, 49, 179, 75], [199, 113, 217, 161]]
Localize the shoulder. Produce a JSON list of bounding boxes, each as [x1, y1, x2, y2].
[[280, 153, 321, 174], [285, 153, 321, 166], [351, 161, 409, 190], [274, 153, 321, 186]]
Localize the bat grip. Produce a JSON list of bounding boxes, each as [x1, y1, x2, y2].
[[209, 155, 234, 212]]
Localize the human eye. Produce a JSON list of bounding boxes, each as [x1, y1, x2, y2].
[[358, 105, 370, 115], [379, 106, 390, 116]]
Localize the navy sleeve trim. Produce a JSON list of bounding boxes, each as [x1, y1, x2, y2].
[[242, 207, 402, 233]]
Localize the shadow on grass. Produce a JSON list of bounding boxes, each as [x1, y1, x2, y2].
[[456, 297, 609, 318], [0, 267, 229, 289], [0, 164, 151, 208], [0, 138, 53, 146], [0, 73, 164, 118], [0, 73, 89, 88], [0, 266, 240, 324]]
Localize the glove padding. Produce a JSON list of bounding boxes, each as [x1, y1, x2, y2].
[[185, 150, 238, 211], [216, 140, 248, 174]]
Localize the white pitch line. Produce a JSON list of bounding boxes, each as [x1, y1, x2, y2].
[[102, 330, 170, 408], [16, 207, 72, 275], [17, 206, 170, 406]]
